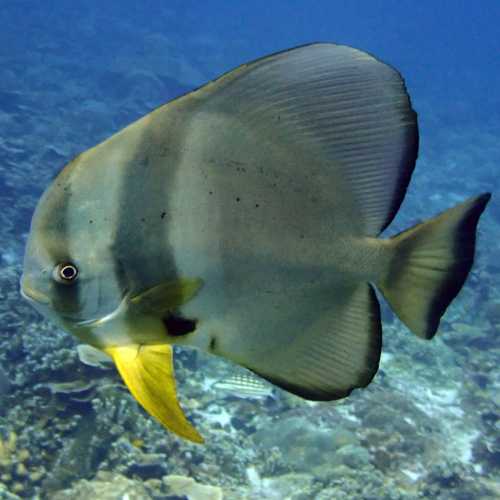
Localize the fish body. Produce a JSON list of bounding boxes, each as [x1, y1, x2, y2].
[[21, 44, 490, 442]]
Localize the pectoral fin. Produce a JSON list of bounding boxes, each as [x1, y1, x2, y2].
[[129, 278, 203, 315], [104, 344, 204, 444]]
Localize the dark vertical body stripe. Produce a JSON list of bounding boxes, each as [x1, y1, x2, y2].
[[108, 113, 189, 307]]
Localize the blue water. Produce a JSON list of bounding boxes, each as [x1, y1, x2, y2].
[[0, 1, 498, 498]]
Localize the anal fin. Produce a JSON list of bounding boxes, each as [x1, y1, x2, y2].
[[251, 283, 382, 401]]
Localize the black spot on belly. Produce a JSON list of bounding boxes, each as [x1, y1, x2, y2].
[[163, 314, 197, 336]]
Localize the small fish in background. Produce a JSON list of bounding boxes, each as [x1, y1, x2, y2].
[[20, 43, 491, 443], [212, 373, 276, 401]]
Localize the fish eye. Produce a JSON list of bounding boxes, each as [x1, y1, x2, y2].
[[53, 263, 79, 284]]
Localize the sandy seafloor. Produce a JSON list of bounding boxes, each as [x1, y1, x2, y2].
[[0, 2, 499, 499]]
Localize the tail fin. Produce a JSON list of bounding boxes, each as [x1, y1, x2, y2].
[[378, 193, 491, 339]]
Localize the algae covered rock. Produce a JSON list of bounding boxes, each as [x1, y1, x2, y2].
[[252, 415, 361, 475], [163, 474, 223, 499], [0, 482, 21, 500], [51, 471, 150, 500], [0, 364, 11, 398], [247, 471, 316, 500]]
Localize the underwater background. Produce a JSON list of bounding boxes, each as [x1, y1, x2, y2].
[[0, 1, 499, 498]]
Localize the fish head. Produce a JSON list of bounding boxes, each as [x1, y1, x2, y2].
[[20, 154, 129, 344], [21, 150, 203, 349]]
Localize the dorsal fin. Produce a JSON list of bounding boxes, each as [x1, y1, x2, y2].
[[177, 43, 418, 236]]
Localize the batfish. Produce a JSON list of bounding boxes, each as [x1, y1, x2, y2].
[[21, 44, 491, 443]]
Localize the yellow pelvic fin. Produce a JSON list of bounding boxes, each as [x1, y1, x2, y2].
[[104, 344, 204, 444], [130, 278, 203, 315]]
